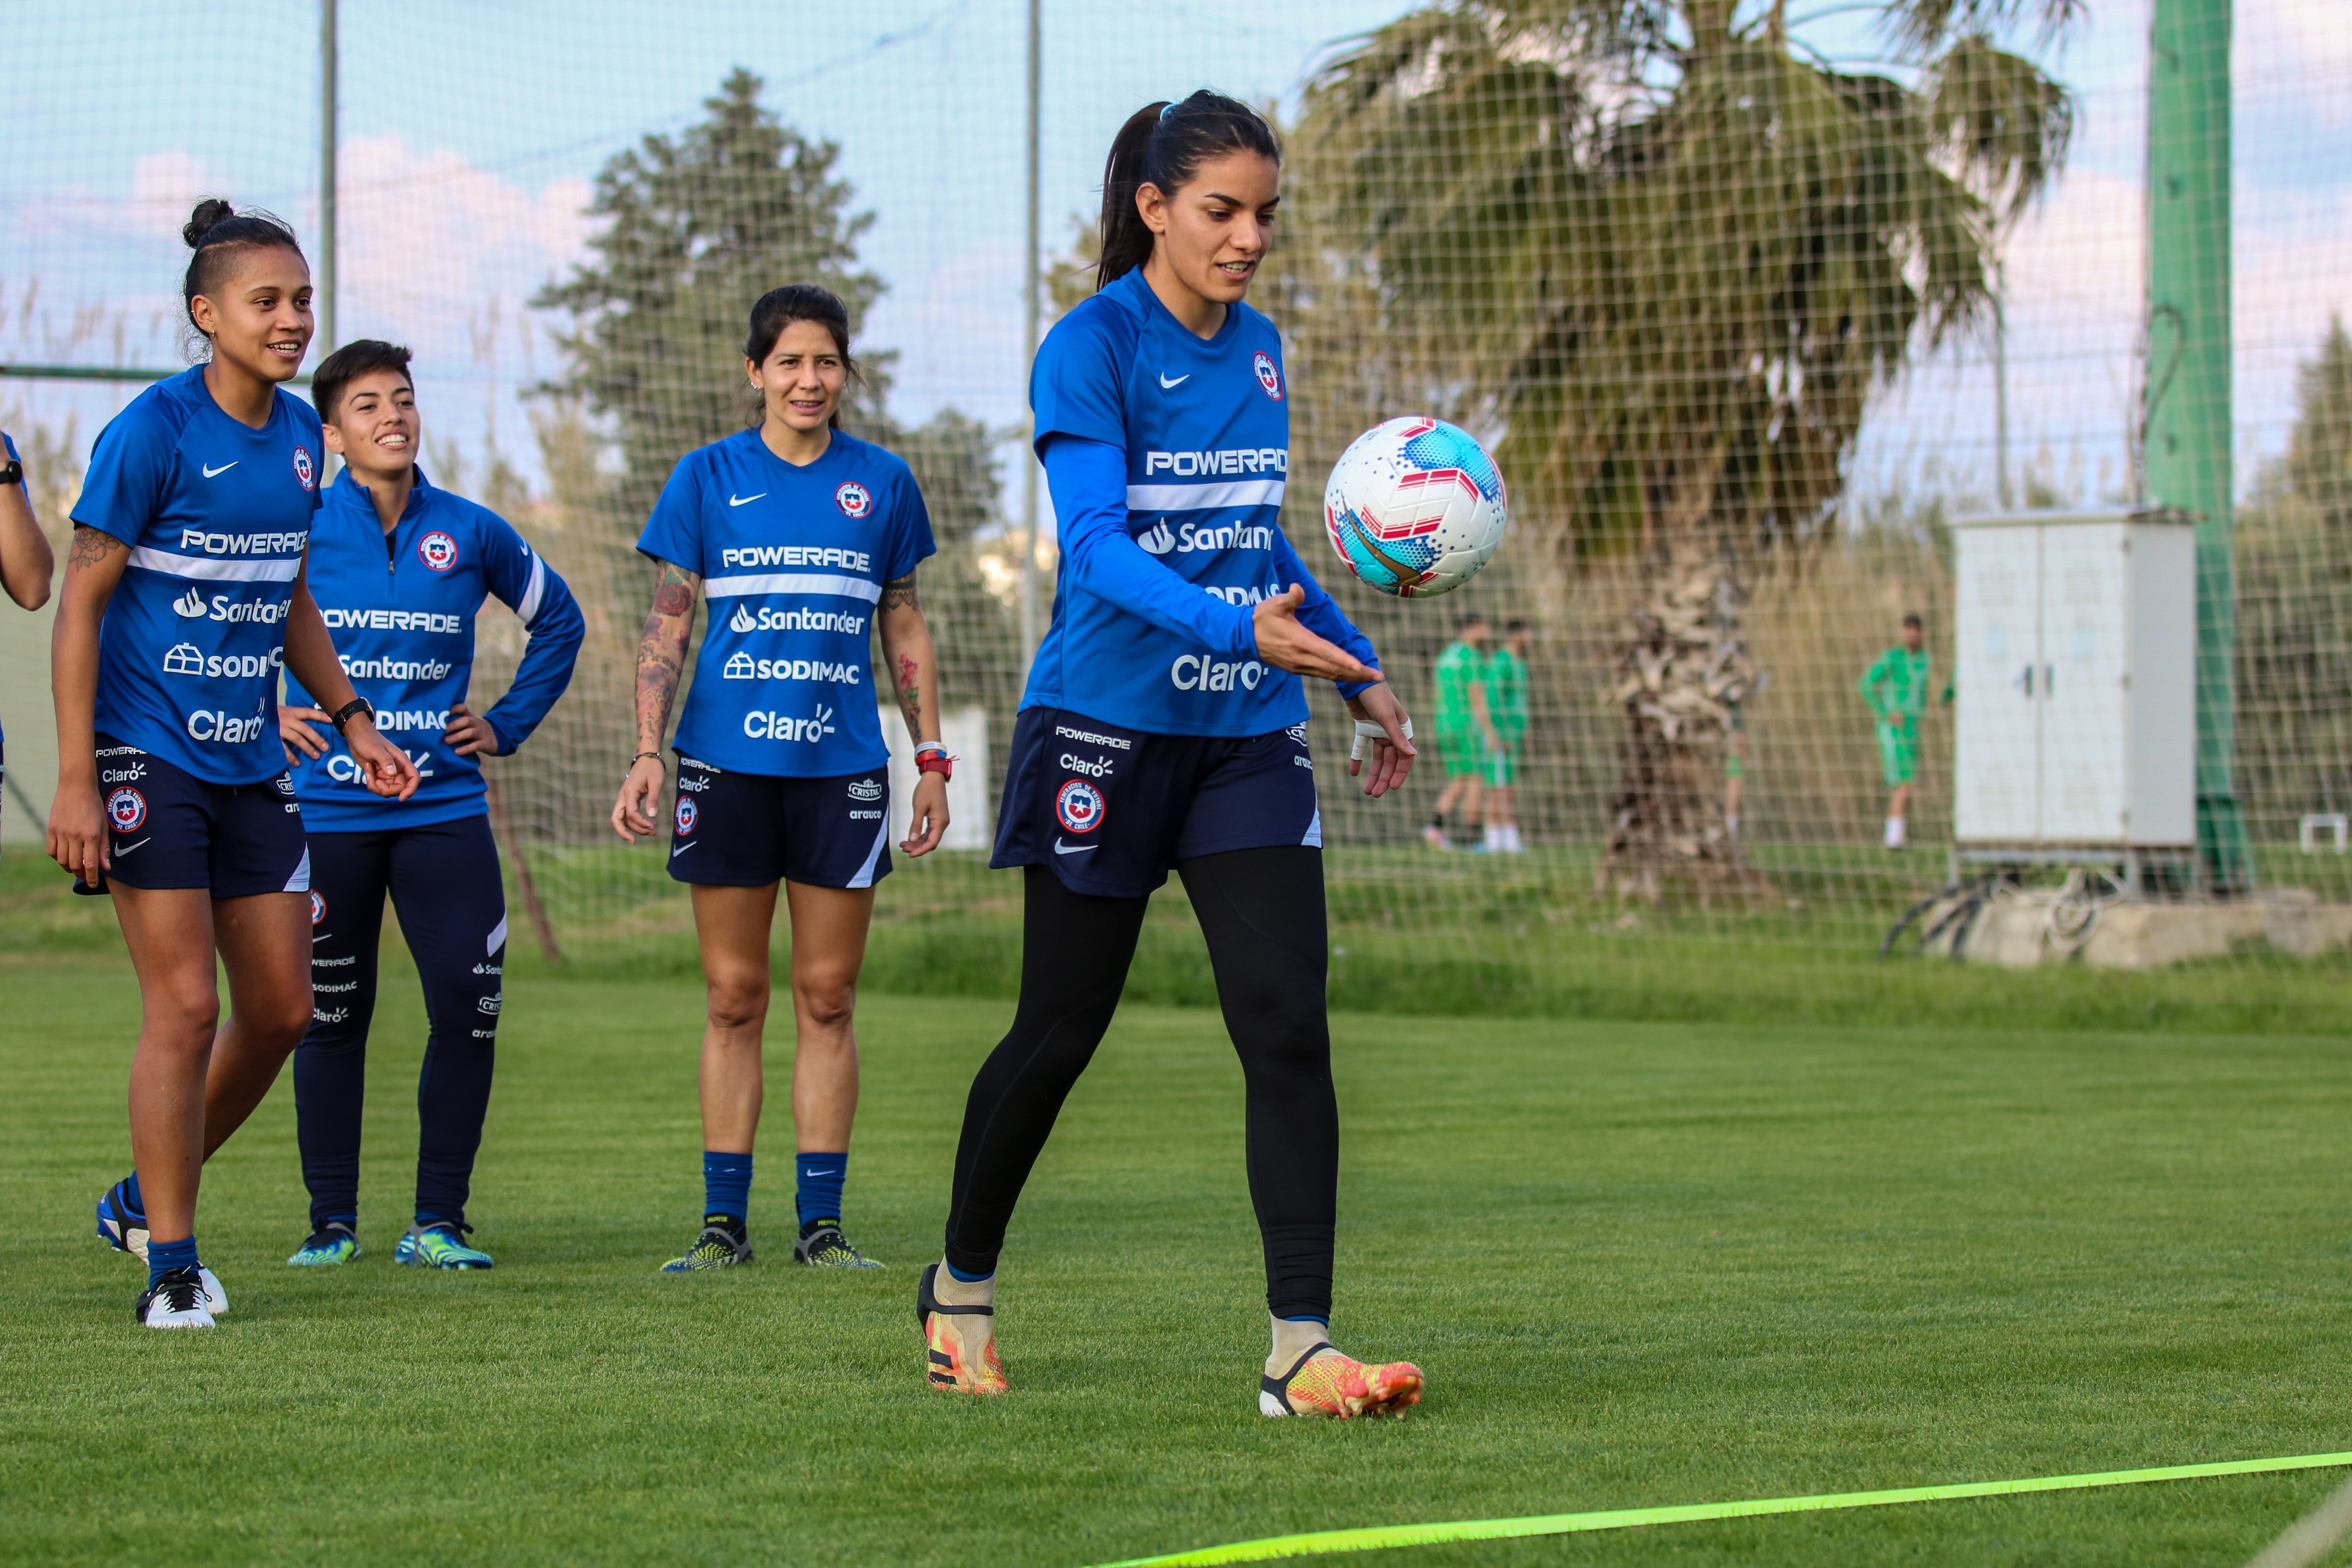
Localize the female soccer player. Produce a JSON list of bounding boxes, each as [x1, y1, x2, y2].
[[277, 339, 584, 1271], [55, 200, 417, 1328], [0, 424, 57, 829], [918, 92, 1425, 1418], [610, 283, 947, 1274]]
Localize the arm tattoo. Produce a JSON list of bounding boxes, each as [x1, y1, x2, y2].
[[879, 571, 918, 612], [69, 525, 126, 569], [635, 563, 696, 749], [897, 652, 922, 733]]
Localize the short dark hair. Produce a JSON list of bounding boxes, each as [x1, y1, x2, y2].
[[1504, 618, 1530, 635], [1902, 612, 1924, 629], [310, 339, 413, 427], [1460, 611, 1490, 632]]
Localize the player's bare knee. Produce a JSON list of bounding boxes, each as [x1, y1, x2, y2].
[[793, 975, 857, 1033], [705, 976, 771, 1034]]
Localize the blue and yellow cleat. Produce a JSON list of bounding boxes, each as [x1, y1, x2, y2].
[[95, 1180, 150, 1262], [288, 1221, 360, 1267], [395, 1221, 493, 1270], [660, 1217, 752, 1273]]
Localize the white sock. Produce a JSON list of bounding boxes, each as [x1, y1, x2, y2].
[[1269, 1314, 1332, 1378], [1884, 817, 1906, 848], [1482, 824, 1502, 850], [1501, 825, 1522, 852], [1725, 813, 1739, 837]]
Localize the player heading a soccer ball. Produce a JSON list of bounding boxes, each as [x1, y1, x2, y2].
[[918, 89, 1423, 1419]]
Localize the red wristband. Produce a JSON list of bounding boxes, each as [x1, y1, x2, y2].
[[916, 751, 953, 781]]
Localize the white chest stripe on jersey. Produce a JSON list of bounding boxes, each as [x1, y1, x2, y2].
[[1126, 478, 1287, 513], [127, 548, 302, 583], [703, 571, 882, 605]]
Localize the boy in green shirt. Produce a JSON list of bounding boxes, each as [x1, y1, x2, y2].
[[1424, 612, 1496, 850], [1480, 619, 1530, 852], [1858, 613, 1939, 850]]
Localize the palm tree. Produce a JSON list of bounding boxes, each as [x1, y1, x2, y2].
[[1298, 0, 2076, 894]]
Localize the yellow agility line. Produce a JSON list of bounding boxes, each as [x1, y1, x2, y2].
[[1089, 1451, 2352, 1567]]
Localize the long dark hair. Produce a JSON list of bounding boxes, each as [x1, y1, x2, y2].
[[181, 198, 304, 346], [744, 283, 858, 430], [1096, 91, 1281, 292]]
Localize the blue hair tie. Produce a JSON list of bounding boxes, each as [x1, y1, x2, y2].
[[1159, 101, 1176, 122]]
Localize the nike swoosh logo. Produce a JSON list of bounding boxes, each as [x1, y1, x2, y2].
[[728, 492, 766, 507], [1053, 838, 1098, 855], [1158, 374, 1189, 390], [201, 462, 238, 478], [114, 837, 150, 855], [670, 841, 697, 857]]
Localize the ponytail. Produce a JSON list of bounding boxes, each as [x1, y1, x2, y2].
[[1095, 90, 1281, 293]]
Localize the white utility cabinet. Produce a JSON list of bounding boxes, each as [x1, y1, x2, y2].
[[1951, 510, 2196, 866]]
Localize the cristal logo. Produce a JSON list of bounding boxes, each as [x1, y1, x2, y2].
[[1253, 350, 1283, 400], [1138, 522, 1176, 555], [293, 446, 316, 490], [729, 604, 756, 633], [173, 588, 207, 618], [418, 532, 458, 572], [846, 778, 883, 801], [477, 995, 502, 1016], [834, 482, 873, 518]]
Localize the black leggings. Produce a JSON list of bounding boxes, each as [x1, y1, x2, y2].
[[943, 848, 1339, 1319], [295, 816, 507, 1232]]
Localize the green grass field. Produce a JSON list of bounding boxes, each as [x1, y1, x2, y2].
[[5, 946, 2352, 1566]]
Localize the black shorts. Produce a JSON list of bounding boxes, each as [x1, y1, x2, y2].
[[83, 733, 310, 899], [667, 753, 893, 890], [991, 708, 1321, 899]]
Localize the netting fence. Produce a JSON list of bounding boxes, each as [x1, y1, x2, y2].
[[3, 0, 2348, 1020]]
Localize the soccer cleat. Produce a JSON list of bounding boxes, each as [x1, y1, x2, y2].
[[288, 1222, 361, 1267], [794, 1223, 881, 1269], [95, 1181, 150, 1262], [917, 1263, 1007, 1396], [659, 1217, 752, 1274], [395, 1222, 494, 1270], [1422, 824, 1451, 851], [1259, 1343, 1424, 1420], [135, 1266, 217, 1329]]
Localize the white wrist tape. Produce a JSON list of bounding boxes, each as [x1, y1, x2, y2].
[[1349, 716, 1412, 762]]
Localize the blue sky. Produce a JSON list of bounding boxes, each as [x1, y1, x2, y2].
[[2, 0, 2346, 512]]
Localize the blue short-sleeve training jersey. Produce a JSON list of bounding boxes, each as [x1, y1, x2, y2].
[[74, 368, 324, 783], [287, 467, 585, 831], [636, 427, 935, 777]]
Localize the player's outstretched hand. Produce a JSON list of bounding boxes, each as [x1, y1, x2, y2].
[[345, 717, 420, 800], [443, 700, 503, 758], [901, 772, 949, 858], [1253, 585, 1378, 685], [279, 704, 333, 764], [611, 755, 667, 844], [1346, 682, 1418, 798]]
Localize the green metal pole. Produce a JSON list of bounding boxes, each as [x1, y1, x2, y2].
[[2143, 0, 2248, 890]]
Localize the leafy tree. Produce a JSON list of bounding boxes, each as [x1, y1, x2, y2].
[[1298, 0, 2075, 890], [533, 67, 887, 526], [2237, 319, 2352, 828]]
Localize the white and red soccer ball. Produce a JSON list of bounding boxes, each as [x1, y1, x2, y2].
[[1322, 417, 1507, 598]]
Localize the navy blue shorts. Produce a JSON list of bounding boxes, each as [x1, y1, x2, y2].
[[82, 733, 310, 899], [667, 753, 892, 890], [991, 708, 1322, 899]]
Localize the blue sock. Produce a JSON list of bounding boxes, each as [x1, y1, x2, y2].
[[795, 1151, 847, 1232], [120, 1171, 145, 1217], [147, 1234, 199, 1289], [702, 1150, 753, 1224], [946, 1262, 993, 1284]]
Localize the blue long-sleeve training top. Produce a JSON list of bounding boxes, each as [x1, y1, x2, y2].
[[288, 465, 584, 830]]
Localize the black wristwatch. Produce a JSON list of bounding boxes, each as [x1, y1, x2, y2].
[[0, 459, 21, 487], [329, 698, 375, 733]]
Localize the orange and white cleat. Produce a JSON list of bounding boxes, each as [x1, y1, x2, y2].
[[917, 1263, 1009, 1397], [1260, 1343, 1423, 1419]]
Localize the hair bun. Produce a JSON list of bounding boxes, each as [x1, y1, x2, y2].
[[183, 198, 237, 250]]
